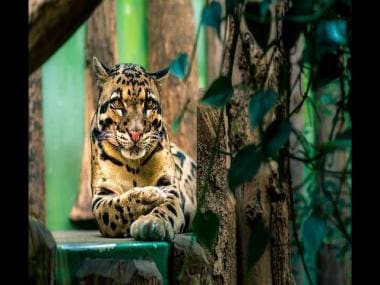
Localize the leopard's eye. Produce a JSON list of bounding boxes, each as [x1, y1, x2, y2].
[[146, 99, 155, 109], [110, 101, 125, 115], [110, 102, 122, 109]]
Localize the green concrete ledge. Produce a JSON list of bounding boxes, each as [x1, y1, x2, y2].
[[53, 230, 170, 284]]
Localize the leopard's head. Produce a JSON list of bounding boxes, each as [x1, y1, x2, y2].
[[92, 56, 168, 160]]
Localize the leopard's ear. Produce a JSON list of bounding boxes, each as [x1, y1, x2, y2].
[[148, 67, 169, 83], [148, 67, 169, 91], [93, 56, 110, 85]]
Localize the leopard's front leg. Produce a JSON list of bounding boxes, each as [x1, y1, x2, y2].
[[130, 185, 185, 241], [92, 186, 165, 237]]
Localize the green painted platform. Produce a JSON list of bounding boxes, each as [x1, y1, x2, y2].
[[53, 230, 170, 284]]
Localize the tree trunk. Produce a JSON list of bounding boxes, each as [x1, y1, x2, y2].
[[29, 0, 102, 74], [227, 26, 273, 283], [70, 0, 117, 224], [147, 0, 198, 160], [198, 106, 237, 284], [28, 216, 56, 285], [224, 1, 292, 284], [29, 69, 45, 222], [318, 245, 350, 285], [148, 2, 237, 284], [171, 106, 236, 285]]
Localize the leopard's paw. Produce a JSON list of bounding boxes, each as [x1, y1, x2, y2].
[[132, 187, 165, 205], [130, 214, 174, 241]]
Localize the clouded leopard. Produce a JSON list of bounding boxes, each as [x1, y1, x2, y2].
[[90, 57, 197, 240]]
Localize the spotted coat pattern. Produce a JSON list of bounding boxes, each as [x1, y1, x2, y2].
[[90, 57, 196, 240]]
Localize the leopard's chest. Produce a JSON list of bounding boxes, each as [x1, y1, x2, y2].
[[93, 142, 176, 193]]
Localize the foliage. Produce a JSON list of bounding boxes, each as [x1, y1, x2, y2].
[[246, 222, 269, 270], [248, 89, 277, 129], [302, 214, 327, 255], [244, 2, 272, 51], [201, 1, 222, 38], [262, 119, 292, 156], [200, 76, 233, 107], [173, 0, 351, 281], [228, 144, 263, 191], [192, 210, 220, 251], [169, 53, 189, 80]]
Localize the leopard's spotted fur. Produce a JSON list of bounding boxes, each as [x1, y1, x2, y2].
[[90, 57, 196, 240]]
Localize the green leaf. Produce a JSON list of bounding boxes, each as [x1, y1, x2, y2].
[[244, 2, 271, 51], [302, 215, 327, 254], [318, 20, 347, 46], [262, 119, 292, 156], [200, 76, 233, 107], [248, 89, 277, 129], [201, 1, 222, 37], [322, 138, 351, 152], [192, 210, 220, 251], [228, 145, 263, 191], [316, 20, 347, 60], [169, 53, 189, 80], [319, 93, 335, 105], [246, 222, 269, 270]]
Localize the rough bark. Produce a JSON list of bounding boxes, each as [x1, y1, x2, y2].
[[270, 2, 293, 284], [29, 216, 56, 285], [224, 1, 292, 283], [29, 0, 102, 75], [171, 105, 236, 285], [228, 29, 275, 284], [69, 0, 117, 224], [148, 0, 198, 160], [201, 106, 237, 284], [29, 69, 45, 222]]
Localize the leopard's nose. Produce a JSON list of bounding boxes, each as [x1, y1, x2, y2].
[[128, 130, 142, 142]]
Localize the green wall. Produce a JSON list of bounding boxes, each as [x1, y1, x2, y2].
[[192, 0, 208, 88], [116, 0, 147, 66], [42, 26, 86, 230]]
